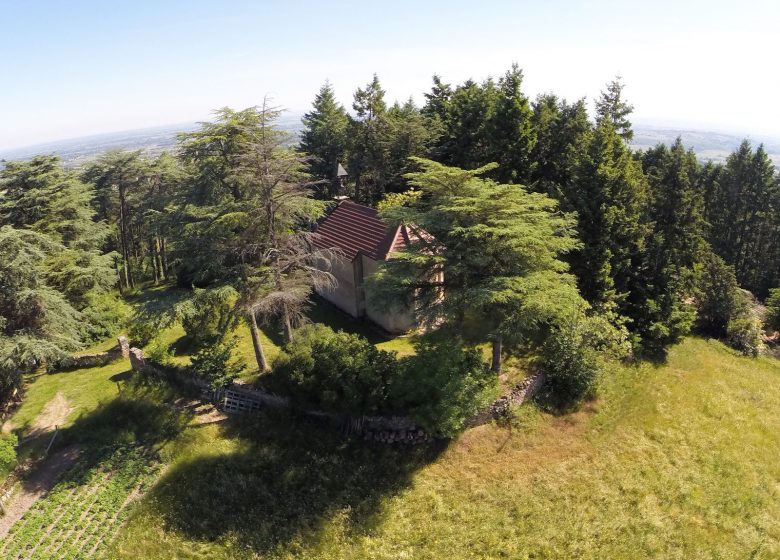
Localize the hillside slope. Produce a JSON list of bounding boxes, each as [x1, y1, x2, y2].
[[103, 337, 780, 559]]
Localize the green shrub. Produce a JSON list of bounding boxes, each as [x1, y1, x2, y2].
[[129, 300, 178, 346], [177, 286, 240, 349], [539, 325, 601, 410], [765, 287, 780, 333], [190, 337, 245, 391], [0, 433, 18, 474], [726, 317, 764, 357], [395, 333, 498, 436], [696, 252, 748, 337], [272, 326, 497, 437], [80, 291, 132, 343], [146, 335, 174, 365], [272, 325, 397, 416]]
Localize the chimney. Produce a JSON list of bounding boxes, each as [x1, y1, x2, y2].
[[334, 162, 349, 201]]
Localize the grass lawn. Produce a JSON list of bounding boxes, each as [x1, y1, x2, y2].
[[99, 337, 780, 559], [4, 360, 130, 465]]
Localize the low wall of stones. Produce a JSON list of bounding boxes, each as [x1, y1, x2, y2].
[[52, 336, 130, 371], [127, 346, 546, 445]]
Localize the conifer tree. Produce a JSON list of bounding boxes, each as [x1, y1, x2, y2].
[[383, 98, 438, 193], [486, 64, 536, 183], [300, 81, 349, 197], [348, 74, 389, 204], [435, 78, 497, 170], [530, 95, 592, 201], [707, 141, 779, 294], [368, 158, 584, 372], [569, 119, 649, 324], [636, 139, 706, 352], [595, 76, 634, 142]]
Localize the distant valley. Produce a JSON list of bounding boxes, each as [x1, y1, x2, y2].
[[2, 117, 779, 169]]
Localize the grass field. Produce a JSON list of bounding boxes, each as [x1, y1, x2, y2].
[[4, 336, 780, 558], [98, 337, 780, 559]]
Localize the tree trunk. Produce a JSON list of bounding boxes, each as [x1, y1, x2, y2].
[[118, 185, 135, 289], [282, 310, 293, 344], [491, 333, 502, 374], [160, 237, 169, 278], [155, 237, 167, 281], [150, 237, 160, 284], [248, 310, 269, 373]]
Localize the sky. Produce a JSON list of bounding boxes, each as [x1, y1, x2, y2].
[[1, 0, 779, 151]]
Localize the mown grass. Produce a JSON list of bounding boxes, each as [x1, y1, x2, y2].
[[102, 337, 780, 559]]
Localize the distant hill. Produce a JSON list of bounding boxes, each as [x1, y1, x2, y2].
[[0, 114, 305, 169], [2, 119, 778, 169], [631, 125, 780, 167]]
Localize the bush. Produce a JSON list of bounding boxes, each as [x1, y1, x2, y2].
[[696, 252, 747, 337], [394, 333, 498, 436], [190, 337, 245, 391], [0, 433, 18, 474], [539, 324, 601, 410], [272, 325, 397, 416], [129, 300, 178, 346], [146, 335, 174, 365], [726, 317, 764, 357], [177, 286, 240, 350], [765, 287, 780, 333], [80, 291, 132, 343], [272, 326, 497, 437]]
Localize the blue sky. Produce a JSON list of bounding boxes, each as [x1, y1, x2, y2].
[[1, 0, 778, 150]]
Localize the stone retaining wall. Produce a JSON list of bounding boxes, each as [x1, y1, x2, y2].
[[127, 346, 546, 445], [53, 336, 130, 371]]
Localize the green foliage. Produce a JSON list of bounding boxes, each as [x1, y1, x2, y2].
[[178, 286, 240, 349], [569, 119, 648, 317], [395, 333, 498, 436], [129, 297, 179, 346], [369, 158, 584, 373], [146, 334, 175, 365], [300, 81, 350, 197], [272, 325, 496, 436], [80, 291, 132, 343], [0, 432, 17, 474], [706, 141, 779, 295], [696, 252, 747, 337], [376, 190, 422, 213], [190, 336, 246, 391], [633, 139, 706, 354], [272, 324, 397, 416], [726, 316, 764, 357], [595, 76, 634, 142], [539, 318, 602, 409], [764, 288, 780, 333]]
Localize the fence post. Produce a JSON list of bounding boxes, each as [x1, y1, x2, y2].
[[44, 425, 59, 457]]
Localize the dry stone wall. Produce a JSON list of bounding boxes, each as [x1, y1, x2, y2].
[[52, 336, 130, 371], [127, 346, 546, 445]]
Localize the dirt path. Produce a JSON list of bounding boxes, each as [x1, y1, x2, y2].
[[0, 445, 82, 538], [31, 392, 73, 435]]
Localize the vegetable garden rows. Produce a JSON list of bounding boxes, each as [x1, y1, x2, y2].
[[1, 446, 160, 559]]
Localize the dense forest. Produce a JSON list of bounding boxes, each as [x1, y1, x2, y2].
[[1, 67, 779, 430]]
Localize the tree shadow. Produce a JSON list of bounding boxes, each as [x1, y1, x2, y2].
[[142, 409, 446, 554], [304, 296, 396, 345]]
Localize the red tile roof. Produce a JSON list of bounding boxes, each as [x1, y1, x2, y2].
[[315, 200, 407, 261]]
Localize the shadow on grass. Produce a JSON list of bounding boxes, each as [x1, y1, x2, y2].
[[142, 409, 446, 554], [305, 296, 396, 345], [41, 370, 445, 555]]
